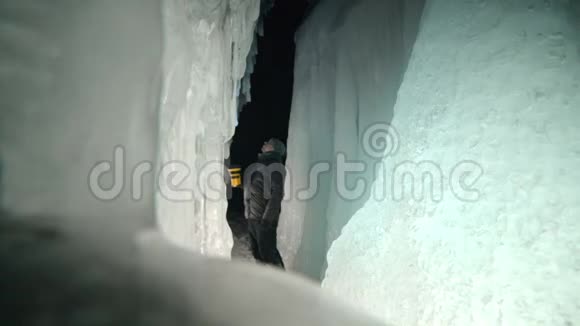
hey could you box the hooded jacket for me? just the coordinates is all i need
[243,151,286,224]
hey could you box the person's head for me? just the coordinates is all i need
[261,138,286,156]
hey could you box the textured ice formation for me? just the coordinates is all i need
[157,0,261,257]
[323,0,580,324]
[0,0,261,257]
[279,0,424,278]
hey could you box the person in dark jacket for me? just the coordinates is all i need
[243,138,286,268]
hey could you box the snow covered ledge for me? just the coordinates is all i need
[157,0,260,257]
[323,0,580,324]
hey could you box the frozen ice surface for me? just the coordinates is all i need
[157,0,260,257]
[279,0,424,278]
[0,0,162,227]
[323,0,580,324]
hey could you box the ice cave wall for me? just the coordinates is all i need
[157,0,260,257]
[323,0,580,324]
[280,0,425,277]
[0,0,162,231]
[0,0,262,258]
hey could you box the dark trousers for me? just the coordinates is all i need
[247,220,285,269]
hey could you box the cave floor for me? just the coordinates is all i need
[227,212,255,262]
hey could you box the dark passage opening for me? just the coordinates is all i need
[227,0,310,259]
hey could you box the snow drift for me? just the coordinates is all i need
[0,210,386,326]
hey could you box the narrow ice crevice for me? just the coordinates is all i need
[157,0,261,257]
